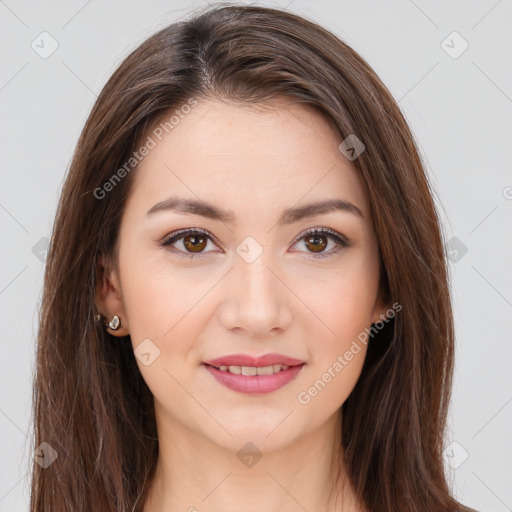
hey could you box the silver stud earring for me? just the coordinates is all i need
[106,315,121,330]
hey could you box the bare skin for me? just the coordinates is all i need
[97,98,386,511]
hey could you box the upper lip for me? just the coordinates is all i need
[203,353,305,368]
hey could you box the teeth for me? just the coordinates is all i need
[257,366,275,375]
[214,364,291,375]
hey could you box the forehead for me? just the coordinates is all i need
[128,98,369,220]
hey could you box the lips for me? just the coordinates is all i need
[202,353,306,395]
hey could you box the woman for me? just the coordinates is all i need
[30,4,478,511]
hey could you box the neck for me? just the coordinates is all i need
[142,407,365,512]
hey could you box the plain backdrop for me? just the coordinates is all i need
[1,1,511,511]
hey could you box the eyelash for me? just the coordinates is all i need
[161,227,349,259]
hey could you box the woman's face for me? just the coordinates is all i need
[101,98,388,452]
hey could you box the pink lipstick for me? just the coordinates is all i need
[203,353,305,395]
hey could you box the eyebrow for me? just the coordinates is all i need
[146,196,364,225]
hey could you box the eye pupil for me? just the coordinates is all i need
[305,235,327,253]
[183,234,207,252]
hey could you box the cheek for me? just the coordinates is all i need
[294,275,372,419]
[118,254,215,408]
[296,252,380,341]
[117,240,203,350]
[293,250,378,399]
[119,226,211,318]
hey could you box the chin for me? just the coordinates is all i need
[201,415,303,455]
[217,432,298,458]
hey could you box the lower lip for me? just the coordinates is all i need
[203,363,305,394]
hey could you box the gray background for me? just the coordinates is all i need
[1,1,511,510]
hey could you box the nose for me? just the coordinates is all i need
[217,251,293,338]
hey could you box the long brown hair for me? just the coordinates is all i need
[30,4,476,511]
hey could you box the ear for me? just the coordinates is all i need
[95,252,130,337]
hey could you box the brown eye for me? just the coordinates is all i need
[293,228,348,258]
[304,234,328,253]
[162,228,217,257]
[182,233,207,253]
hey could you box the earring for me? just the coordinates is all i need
[105,315,121,330]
